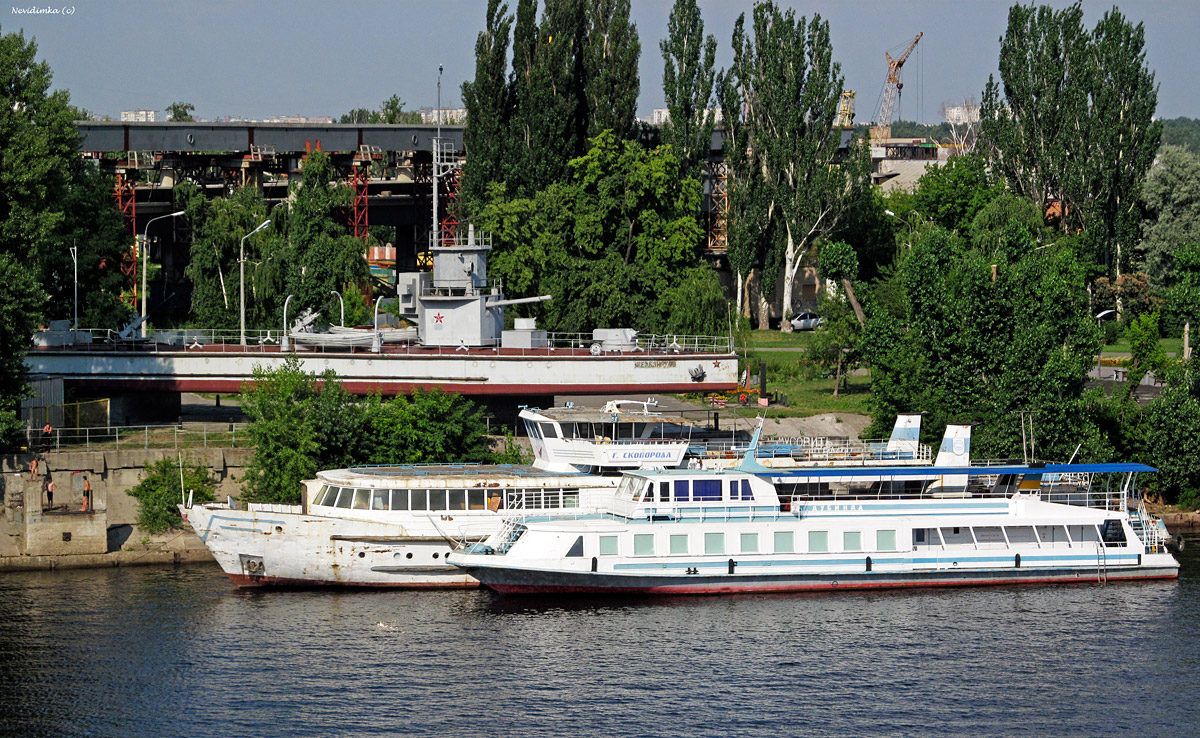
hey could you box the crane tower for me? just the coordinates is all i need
[871,33,922,141]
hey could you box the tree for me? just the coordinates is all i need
[980,4,1089,221]
[1163,242,1200,361]
[981,3,1161,279]
[0,27,79,264]
[0,253,44,446]
[912,153,1001,235]
[127,456,216,534]
[39,161,132,330]
[660,0,717,179]
[461,0,514,215]
[286,150,369,317]
[1139,146,1200,285]
[724,4,870,330]
[477,131,723,334]
[364,390,496,465]
[241,358,324,503]
[584,0,640,140]
[809,292,861,397]
[165,101,194,122]
[1141,359,1200,508]
[1160,117,1200,156]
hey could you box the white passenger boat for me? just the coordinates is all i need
[180,407,966,589]
[447,459,1182,595]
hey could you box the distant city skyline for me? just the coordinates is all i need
[10,0,1199,124]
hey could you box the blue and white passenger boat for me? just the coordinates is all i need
[447,455,1182,595]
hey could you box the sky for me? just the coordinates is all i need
[8,0,1199,123]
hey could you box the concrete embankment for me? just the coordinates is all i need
[1,447,248,571]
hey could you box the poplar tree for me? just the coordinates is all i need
[724,3,869,330]
[584,0,640,140]
[660,0,717,178]
[461,0,514,214]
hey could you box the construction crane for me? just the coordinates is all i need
[833,91,856,129]
[871,33,922,141]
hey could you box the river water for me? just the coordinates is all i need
[1,534,1196,738]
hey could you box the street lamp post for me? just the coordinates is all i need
[281,294,295,352]
[239,219,272,346]
[330,290,344,327]
[140,210,185,337]
[68,243,78,331]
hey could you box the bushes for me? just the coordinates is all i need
[127,457,216,534]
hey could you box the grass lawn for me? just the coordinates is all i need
[738,329,814,350]
[1100,337,1182,357]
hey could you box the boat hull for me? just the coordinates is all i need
[459,562,1179,595]
[183,503,482,589]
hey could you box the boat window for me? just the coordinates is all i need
[634,534,655,556]
[914,528,927,544]
[526,421,541,440]
[391,489,409,510]
[809,531,829,553]
[774,531,794,553]
[1036,525,1067,546]
[617,476,638,500]
[315,485,335,506]
[693,480,721,501]
[1005,526,1038,545]
[659,482,670,502]
[448,490,466,511]
[670,534,688,554]
[673,480,690,502]
[939,527,973,546]
[1100,520,1127,547]
[410,490,429,511]
[562,490,580,509]
[371,490,389,511]
[741,479,754,500]
[740,532,759,554]
[704,532,725,555]
[540,422,559,439]
[428,490,448,510]
[334,488,353,508]
[352,489,370,510]
[468,490,487,510]
[638,482,655,502]
[566,536,584,557]
[877,530,897,551]
[599,535,619,556]
[843,531,862,552]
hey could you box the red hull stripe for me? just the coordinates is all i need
[486,573,1179,595]
[64,379,736,396]
[226,573,479,589]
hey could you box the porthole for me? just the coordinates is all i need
[432,552,440,559]
[358,552,365,558]
[406,552,413,559]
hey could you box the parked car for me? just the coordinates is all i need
[789,311,823,331]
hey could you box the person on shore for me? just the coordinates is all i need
[82,476,91,513]
[45,478,55,510]
[29,458,38,482]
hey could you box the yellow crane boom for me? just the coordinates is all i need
[871,32,922,141]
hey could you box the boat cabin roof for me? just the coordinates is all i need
[318,464,591,486]
[521,406,702,426]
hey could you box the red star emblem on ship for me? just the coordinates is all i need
[434,313,444,324]
[713,360,721,368]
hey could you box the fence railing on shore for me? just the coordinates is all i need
[25,422,251,452]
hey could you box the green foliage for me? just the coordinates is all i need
[861,222,1101,461]
[723,3,870,326]
[968,193,1046,255]
[1160,117,1200,156]
[1140,359,1200,506]
[127,457,216,534]
[818,240,857,282]
[478,130,724,334]
[1139,146,1200,285]
[287,151,369,317]
[240,358,505,504]
[0,252,45,446]
[1162,242,1200,337]
[809,291,861,394]
[981,4,1161,278]
[40,163,130,330]
[165,101,194,122]
[584,0,640,141]
[338,96,422,124]
[0,27,79,265]
[913,154,1002,234]
[461,0,514,216]
[660,0,717,178]
[1125,312,1165,386]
